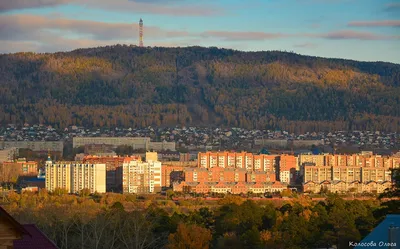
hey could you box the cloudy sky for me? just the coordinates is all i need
[1,0,399,63]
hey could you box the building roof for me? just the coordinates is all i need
[14,224,59,249]
[355,215,400,249]
[0,206,30,236]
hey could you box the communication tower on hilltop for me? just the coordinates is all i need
[139,18,144,47]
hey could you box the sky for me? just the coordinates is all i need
[0,0,399,63]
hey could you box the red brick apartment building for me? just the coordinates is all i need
[170,151,289,194]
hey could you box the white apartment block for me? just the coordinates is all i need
[45,159,106,193]
[122,159,162,194]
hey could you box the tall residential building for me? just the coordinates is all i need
[45,157,106,193]
[278,155,297,184]
[122,155,162,194]
[71,163,106,194]
[45,158,71,193]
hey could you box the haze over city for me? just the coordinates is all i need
[1,0,400,63]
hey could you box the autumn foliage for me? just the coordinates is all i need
[167,223,212,249]
[1,45,399,132]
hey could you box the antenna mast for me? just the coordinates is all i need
[139,18,144,47]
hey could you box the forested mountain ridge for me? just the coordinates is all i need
[1,45,400,132]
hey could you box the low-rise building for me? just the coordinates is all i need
[1,159,38,181]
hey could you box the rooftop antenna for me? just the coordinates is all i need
[139,18,144,47]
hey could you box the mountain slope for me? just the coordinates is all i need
[1,45,399,132]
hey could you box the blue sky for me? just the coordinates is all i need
[0,0,399,63]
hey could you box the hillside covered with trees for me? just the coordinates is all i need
[1,45,400,132]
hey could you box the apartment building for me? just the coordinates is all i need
[2,141,64,155]
[45,157,106,193]
[298,154,325,168]
[303,165,392,183]
[82,155,141,192]
[303,180,392,194]
[71,163,106,194]
[278,155,297,184]
[45,159,71,193]
[2,158,38,176]
[303,152,395,194]
[173,181,288,194]
[198,151,278,172]
[149,140,176,151]
[73,137,176,151]
[73,137,150,149]
[122,154,162,194]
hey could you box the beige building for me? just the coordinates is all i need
[303,180,392,194]
[149,140,176,151]
[73,137,176,152]
[122,156,162,194]
[304,166,332,183]
[0,147,18,163]
[254,139,287,149]
[45,157,106,193]
[198,151,278,172]
[145,152,158,162]
[73,137,150,149]
[298,154,325,168]
[2,141,64,154]
[290,139,324,148]
[45,159,71,193]
[71,163,106,194]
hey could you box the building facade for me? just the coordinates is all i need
[45,158,106,193]
[2,159,38,176]
[2,141,64,155]
[71,163,106,194]
[73,137,176,152]
[302,153,399,194]
[122,158,162,194]
[82,155,140,192]
[45,159,71,193]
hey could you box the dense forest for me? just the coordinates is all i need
[1,45,400,132]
